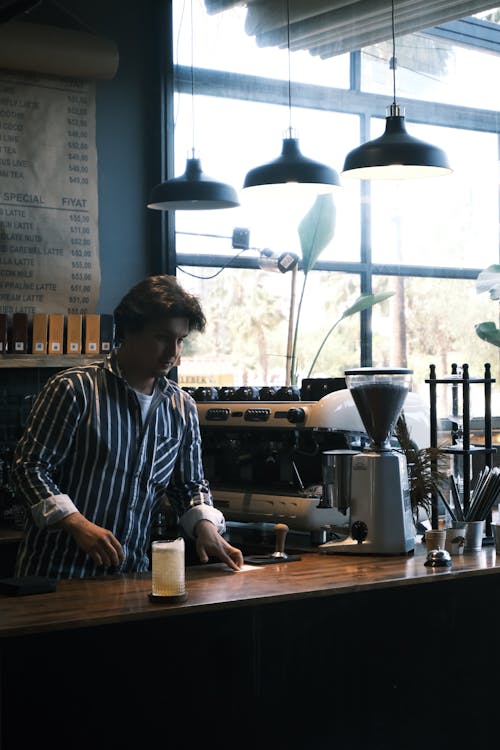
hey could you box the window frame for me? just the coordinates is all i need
[164,7,500,367]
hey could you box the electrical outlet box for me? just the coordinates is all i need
[232,227,250,250]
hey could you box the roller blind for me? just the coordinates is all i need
[0,21,119,79]
[204,1,499,57]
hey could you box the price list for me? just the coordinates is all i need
[0,71,99,315]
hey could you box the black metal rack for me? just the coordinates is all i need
[426,363,496,532]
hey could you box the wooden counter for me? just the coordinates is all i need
[2,545,500,749]
[1,543,499,638]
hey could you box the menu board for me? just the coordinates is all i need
[0,70,99,315]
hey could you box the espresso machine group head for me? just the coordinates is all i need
[320,368,415,556]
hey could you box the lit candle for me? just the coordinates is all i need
[150,538,187,601]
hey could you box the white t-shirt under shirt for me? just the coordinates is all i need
[133,388,155,424]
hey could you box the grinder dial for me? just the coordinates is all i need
[351,520,368,543]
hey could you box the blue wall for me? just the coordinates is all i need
[41,0,165,312]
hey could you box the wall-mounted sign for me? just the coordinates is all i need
[0,70,99,315]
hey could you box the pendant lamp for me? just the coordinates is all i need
[147,1,239,211]
[243,0,340,198]
[148,148,240,210]
[243,126,340,197]
[342,0,452,180]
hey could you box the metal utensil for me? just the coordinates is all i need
[243,523,302,565]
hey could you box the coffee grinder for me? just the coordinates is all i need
[319,368,415,555]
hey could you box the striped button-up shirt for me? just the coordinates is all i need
[13,353,225,579]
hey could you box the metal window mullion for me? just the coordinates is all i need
[359,112,373,367]
[152,0,176,277]
[350,50,361,92]
[497,131,500,342]
[173,65,500,133]
[176,253,484,280]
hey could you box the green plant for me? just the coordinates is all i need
[395,412,449,521]
[306,292,394,379]
[289,194,394,385]
[475,264,500,347]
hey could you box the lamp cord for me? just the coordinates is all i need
[287,0,292,134]
[177,248,251,280]
[190,0,196,156]
[390,0,397,105]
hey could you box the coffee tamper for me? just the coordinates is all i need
[243,522,301,565]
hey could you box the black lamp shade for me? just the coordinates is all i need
[342,114,452,180]
[243,137,341,194]
[148,157,240,210]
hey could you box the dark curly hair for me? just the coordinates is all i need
[113,275,206,343]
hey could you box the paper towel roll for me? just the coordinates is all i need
[151,538,186,599]
[0,21,119,79]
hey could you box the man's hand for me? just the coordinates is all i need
[194,519,243,571]
[59,512,125,568]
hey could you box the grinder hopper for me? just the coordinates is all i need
[346,368,412,451]
[319,368,415,556]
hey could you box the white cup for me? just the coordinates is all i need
[464,521,484,552]
[424,529,446,552]
[491,523,500,552]
[151,538,186,600]
[444,526,466,555]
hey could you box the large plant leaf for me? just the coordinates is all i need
[340,291,394,320]
[298,194,335,275]
[475,321,500,347]
[476,265,500,299]
[306,291,395,378]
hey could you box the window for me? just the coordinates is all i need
[170,1,500,418]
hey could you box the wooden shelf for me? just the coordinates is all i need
[0,355,103,368]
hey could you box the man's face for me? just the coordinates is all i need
[123,316,190,379]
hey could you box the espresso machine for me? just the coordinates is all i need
[196,386,355,547]
[319,368,416,555]
[194,376,426,550]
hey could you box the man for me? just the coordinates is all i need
[13,275,243,578]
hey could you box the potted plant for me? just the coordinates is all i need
[395,412,449,523]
